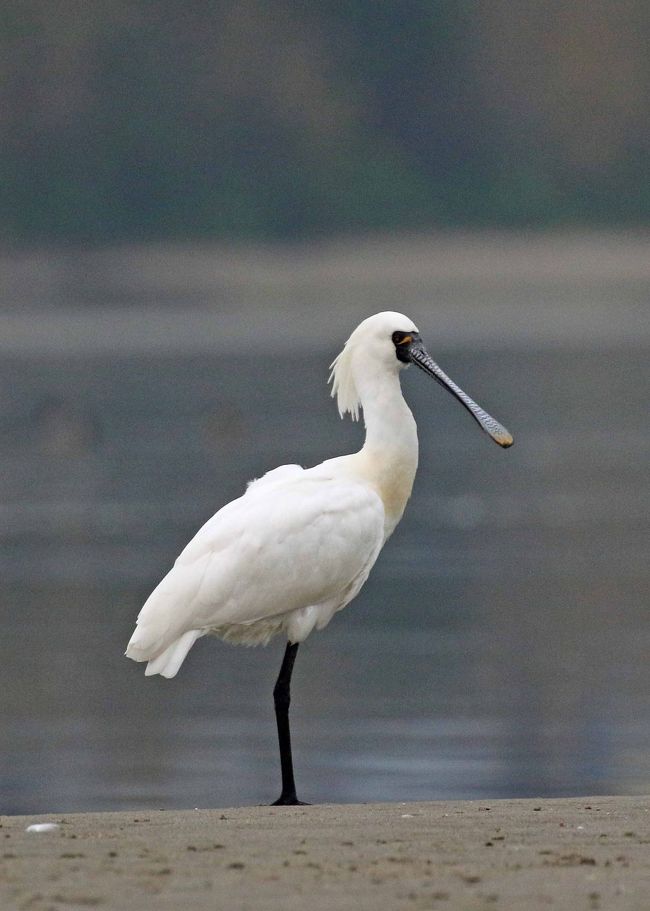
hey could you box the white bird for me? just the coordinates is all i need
[125,311,513,805]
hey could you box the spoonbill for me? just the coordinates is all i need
[126,311,513,805]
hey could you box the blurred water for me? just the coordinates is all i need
[0,341,649,813]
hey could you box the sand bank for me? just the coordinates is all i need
[2,796,650,910]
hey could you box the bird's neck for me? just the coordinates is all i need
[356,370,419,536]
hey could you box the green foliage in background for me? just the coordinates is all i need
[1,1,648,244]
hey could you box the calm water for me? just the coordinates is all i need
[1,344,648,813]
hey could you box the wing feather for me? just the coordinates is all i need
[126,469,384,663]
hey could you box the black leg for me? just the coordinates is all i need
[271,641,309,806]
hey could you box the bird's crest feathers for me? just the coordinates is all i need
[328,344,361,421]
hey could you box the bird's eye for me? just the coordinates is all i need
[392,331,413,347]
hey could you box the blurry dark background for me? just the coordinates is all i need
[2,0,649,245]
[1,1,649,813]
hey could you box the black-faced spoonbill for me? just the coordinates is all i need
[125,311,513,805]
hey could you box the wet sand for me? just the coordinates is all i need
[2,796,650,910]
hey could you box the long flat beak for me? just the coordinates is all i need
[408,341,514,448]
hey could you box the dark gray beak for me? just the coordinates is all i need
[407,339,513,448]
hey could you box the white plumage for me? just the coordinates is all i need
[128,465,385,673]
[126,312,422,677]
[125,311,512,804]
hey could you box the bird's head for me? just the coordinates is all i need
[329,311,513,448]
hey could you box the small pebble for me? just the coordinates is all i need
[26,823,60,834]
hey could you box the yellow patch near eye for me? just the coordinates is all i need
[400,335,412,345]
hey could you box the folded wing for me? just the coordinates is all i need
[126,466,384,675]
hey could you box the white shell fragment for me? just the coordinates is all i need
[25,823,60,833]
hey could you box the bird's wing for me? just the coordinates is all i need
[245,463,305,493]
[127,471,384,660]
[169,463,307,565]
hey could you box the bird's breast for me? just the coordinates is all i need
[354,447,417,538]
[375,468,415,536]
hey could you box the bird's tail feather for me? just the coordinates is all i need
[146,629,204,678]
[125,560,207,676]
[126,628,204,678]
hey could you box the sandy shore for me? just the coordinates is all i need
[2,796,650,910]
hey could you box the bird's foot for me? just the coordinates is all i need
[271,794,310,806]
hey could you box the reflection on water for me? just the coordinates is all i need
[0,345,649,813]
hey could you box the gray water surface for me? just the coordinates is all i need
[1,345,648,812]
